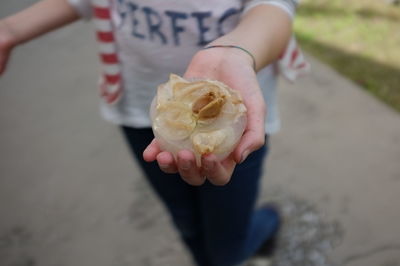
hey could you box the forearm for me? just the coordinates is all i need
[2,0,81,46]
[209,4,292,71]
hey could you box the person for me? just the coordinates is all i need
[0,0,302,265]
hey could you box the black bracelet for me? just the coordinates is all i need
[202,45,257,71]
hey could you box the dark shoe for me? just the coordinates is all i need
[247,205,281,266]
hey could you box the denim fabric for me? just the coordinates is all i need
[121,127,278,266]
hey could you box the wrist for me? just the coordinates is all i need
[205,30,258,70]
[0,19,19,48]
[185,45,255,79]
[203,45,256,71]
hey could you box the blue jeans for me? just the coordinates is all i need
[121,127,278,266]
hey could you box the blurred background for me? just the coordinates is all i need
[295,0,400,113]
[0,0,399,266]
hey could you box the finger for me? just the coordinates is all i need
[233,102,266,164]
[201,154,236,186]
[156,151,178,174]
[234,128,265,164]
[143,139,161,162]
[177,150,205,186]
[0,53,9,75]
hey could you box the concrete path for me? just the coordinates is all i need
[1,2,400,266]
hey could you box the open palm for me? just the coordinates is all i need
[144,47,266,186]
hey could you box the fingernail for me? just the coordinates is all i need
[159,164,169,169]
[240,150,249,164]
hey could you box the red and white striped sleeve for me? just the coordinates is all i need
[67,0,123,104]
[91,0,123,104]
[277,36,310,82]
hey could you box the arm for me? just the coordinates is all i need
[144,4,293,186]
[210,4,292,71]
[0,0,81,74]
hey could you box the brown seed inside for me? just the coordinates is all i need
[197,97,226,119]
[192,92,216,114]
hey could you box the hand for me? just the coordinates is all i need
[144,47,266,186]
[0,20,17,75]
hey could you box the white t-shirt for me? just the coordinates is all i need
[68,0,299,134]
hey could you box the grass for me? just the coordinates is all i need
[294,0,400,112]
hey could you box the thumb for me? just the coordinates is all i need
[233,100,266,164]
[0,51,10,75]
[0,21,17,76]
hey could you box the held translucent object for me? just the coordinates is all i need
[150,74,247,166]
